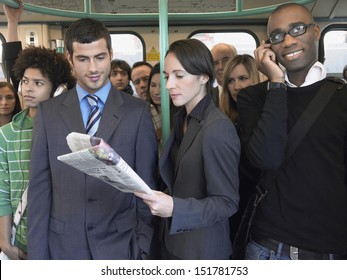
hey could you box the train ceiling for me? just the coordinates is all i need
[0,0,346,23]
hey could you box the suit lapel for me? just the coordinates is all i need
[159,131,175,190]
[60,87,125,142]
[60,88,86,133]
[96,88,125,143]
[173,102,215,179]
[159,113,203,191]
[174,118,201,175]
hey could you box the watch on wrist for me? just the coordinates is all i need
[267,81,287,91]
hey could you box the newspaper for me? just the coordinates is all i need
[57,132,153,194]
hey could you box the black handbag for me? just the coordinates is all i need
[231,78,344,260]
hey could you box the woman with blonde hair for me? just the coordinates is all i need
[220,54,260,124]
[219,54,262,259]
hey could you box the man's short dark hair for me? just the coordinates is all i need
[64,18,112,57]
[131,61,153,81]
[111,59,132,79]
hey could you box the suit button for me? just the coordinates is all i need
[88,198,97,203]
[87,224,96,231]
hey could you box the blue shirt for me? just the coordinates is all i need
[76,81,111,128]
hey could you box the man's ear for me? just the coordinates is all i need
[66,51,73,65]
[314,24,321,41]
[109,48,114,61]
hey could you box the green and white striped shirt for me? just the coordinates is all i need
[0,108,33,253]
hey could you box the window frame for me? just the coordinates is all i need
[109,31,146,67]
[188,28,260,56]
[318,23,347,77]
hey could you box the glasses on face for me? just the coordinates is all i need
[266,23,315,45]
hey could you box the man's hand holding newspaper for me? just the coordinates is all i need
[57,132,153,194]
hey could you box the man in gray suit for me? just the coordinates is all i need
[27,18,158,259]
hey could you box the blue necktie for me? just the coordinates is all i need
[86,95,101,136]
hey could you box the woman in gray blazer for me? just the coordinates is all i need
[136,39,240,259]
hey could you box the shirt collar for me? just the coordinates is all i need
[285,61,326,88]
[76,81,111,104]
[188,93,211,122]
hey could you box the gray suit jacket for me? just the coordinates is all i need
[27,86,158,259]
[159,102,240,259]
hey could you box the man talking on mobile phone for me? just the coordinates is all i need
[237,3,347,260]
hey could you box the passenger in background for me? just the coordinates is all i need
[109,59,134,95]
[135,38,240,260]
[220,54,261,123]
[131,61,152,100]
[210,43,237,107]
[219,54,261,257]
[238,3,347,260]
[0,82,21,126]
[27,18,158,260]
[147,62,181,151]
[0,46,75,259]
[147,63,162,144]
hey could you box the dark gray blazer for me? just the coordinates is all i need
[159,102,240,259]
[27,86,158,259]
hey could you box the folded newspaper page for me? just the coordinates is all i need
[57,132,153,194]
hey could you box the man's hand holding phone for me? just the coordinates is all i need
[254,40,285,83]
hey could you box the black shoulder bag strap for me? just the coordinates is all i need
[255,77,344,204]
[285,77,344,157]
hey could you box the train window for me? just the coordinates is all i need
[321,29,347,77]
[189,31,258,56]
[110,33,145,67]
